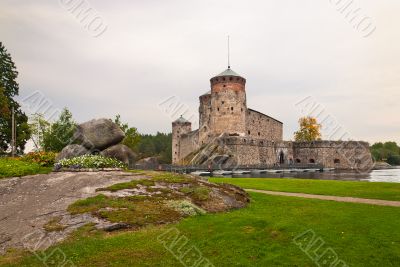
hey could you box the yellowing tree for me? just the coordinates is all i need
[294,117,322,142]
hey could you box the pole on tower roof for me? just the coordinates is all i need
[227,35,230,69]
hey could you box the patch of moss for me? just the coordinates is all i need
[68,194,182,228]
[43,216,66,232]
[179,186,211,202]
[96,179,155,192]
[152,172,192,183]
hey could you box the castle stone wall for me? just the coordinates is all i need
[246,109,283,141]
[215,137,373,170]
[179,130,199,163]
[292,141,373,170]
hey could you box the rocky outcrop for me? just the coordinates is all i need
[100,144,137,166]
[74,118,125,150]
[135,157,159,169]
[56,144,89,161]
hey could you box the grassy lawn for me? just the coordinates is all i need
[0,158,52,179]
[209,177,400,201]
[1,192,400,266]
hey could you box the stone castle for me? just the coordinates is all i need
[172,67,373,171]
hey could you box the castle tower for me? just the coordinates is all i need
[198,91,211,145]
[172,116,192,164]
[209,67,247,136]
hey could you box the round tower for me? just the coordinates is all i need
[172,116,192,164]
[209,67,247,136]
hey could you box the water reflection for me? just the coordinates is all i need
[212,168,400,183]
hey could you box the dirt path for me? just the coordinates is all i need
[0,171,144,254]
[246,189,400,207]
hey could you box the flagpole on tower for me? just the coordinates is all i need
[227,35,230,69]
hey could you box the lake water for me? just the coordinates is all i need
[213,168,400,183]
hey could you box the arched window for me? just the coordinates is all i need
[309,159,315,164]
[295,159,301,163]
[334,159,340,164]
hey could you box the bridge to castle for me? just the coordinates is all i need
[134,163,326,174]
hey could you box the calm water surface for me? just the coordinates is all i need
[216,168,400,183]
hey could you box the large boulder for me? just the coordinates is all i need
[56,144,89,161]
[100,144,137,166]
[74,118,125,150]
[135,157,159,169]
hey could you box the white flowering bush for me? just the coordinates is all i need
[166,200,206,217]
[57,155,126,169]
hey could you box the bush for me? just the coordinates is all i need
[21,151,57,167]
[166,200,206,216]
[57,155,126,169]
[0,158,52,178]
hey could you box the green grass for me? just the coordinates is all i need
[2,192,400,266]
[0,158,52,179]
[209,177,400,201]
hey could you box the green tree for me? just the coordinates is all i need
[29,113,51,151]
[0,42,31,154]
[370,141,400,163]
[114,115,141,151]
[42,108,76,152]
[294,116,322,142]
[135,132,172,163]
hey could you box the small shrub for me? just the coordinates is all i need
[21,151,57,167]
[166,200,206,216]
[57,155,126,169]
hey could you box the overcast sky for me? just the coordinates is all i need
[1,0,399,144]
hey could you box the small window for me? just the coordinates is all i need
[174,152,177,154]
[217,108,220,111]
[334,159,340,164]
[231,107,233,111]
[222,101,225,104]
[241,108,243,112]
[229,77,233,81]
[223,84,226,87]
[309,159,315,164]
[258,132,260,136]
[248,130,251,135]
[295,159,301,163]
